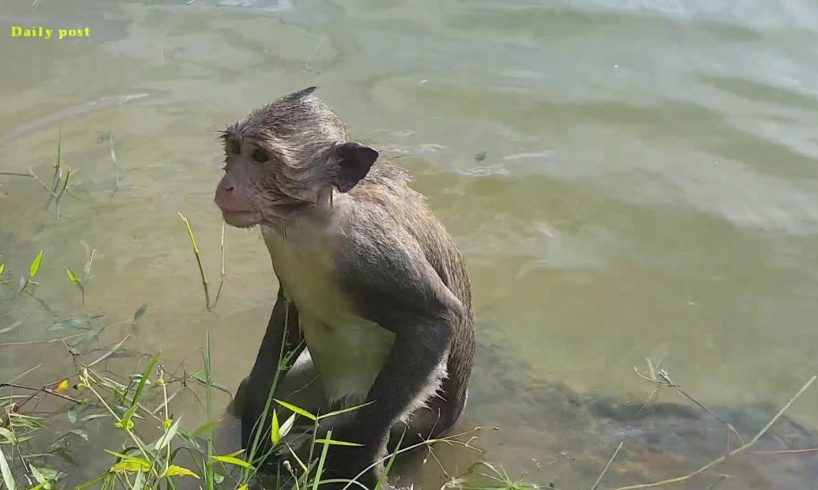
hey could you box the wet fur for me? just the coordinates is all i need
[216,88,475,488]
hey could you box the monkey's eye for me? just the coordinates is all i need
[252,149,270,163]
[228,140,241,154]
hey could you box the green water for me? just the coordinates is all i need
[2,0,818,488]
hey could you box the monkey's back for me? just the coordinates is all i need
[350,162,475,428]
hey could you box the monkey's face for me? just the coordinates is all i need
[215,135,307,228]
[215,88,379,229]
[215,133,379,229]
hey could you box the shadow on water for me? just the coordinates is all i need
[387,340,818,489]
[196,338,818,490]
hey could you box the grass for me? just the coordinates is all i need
[0,208,483,489]
[2,231,816,490]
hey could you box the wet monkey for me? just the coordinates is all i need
[214,87,475,488]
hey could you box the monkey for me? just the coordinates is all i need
[214,87,475,488]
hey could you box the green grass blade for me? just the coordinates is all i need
[0,321,22,335]
[119,352,159,422]
[279,413,296,440]
[29,250,44,278]
[65,267,80,285]
[313,439,363,447]
[271,410,281,445]
[210,455,254,470]
[317,401,374,420]
[192,419,222,437]
[132,304,148,325]
[0,445,16,490]
[203,330,215,490]
[155,417,182,451]
[274,399,317,422]
[73,473,108,490]
[377,430,405,490]
[87,334,133,368]
[312,429,332,490]
[132,470,146,490]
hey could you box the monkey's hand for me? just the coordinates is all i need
[233,377,277,451]
[321,440,382,489]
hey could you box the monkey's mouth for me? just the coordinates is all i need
[220,209,263,228]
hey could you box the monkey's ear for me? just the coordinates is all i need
[331,142,379,193]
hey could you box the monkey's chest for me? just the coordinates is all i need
[262,227,395,404]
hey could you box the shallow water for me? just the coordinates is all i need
[2,0,818,488]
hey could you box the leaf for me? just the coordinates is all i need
[279,413,296,441]
[271,410,281,445]
[313,438,364,447]
[104,449,137,460]
[110,458,150,473]
[54,379,70,393]
[81,413,109,422]
[132,470,145,490]
[30,466,52,489]
[87,334,132,367]
[0,321,22,335]
[192,418,222,437]
[67,406,78,424]
[69,429,89,441]
[154,417,181,451]
[114,419,135,431]
[209,455,254,470]
[73,473,108,490]
[274,399,317,421]
[50,318,87,332]
[65,267,80,285]
[165,465,200,479]
[130,352,158,408]
[178,431,201,452]
[29,250,44,278]
[0,263,4,277]
[0,427,16,444]
[317,400,374,420]
[313,429,332,490]
[0,445,15,490]
[32,467,60,482]
[132,304,148,324]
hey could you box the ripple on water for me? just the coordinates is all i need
[216,0,293,11]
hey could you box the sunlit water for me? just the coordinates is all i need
[2,0,818,488]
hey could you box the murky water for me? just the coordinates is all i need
[2,0,818,488]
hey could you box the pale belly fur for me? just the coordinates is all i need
[261,224,396,405]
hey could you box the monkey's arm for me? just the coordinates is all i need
[235,286,302,447]
[330,230,464,479]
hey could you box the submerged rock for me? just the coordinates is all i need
[396,342,818,489]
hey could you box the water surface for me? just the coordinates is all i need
[2,0,818,488]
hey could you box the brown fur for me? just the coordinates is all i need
[215,87,475,489]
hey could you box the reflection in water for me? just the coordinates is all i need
[2,0,818,488]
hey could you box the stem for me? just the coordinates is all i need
[82,371,154,466]
[178,213,210,309]
[613,375,817,490]
[0,382,81,404]
[592,441,624,490]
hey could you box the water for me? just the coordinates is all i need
[2,0,818,488]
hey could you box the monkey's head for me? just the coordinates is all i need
[215,87,379,228]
